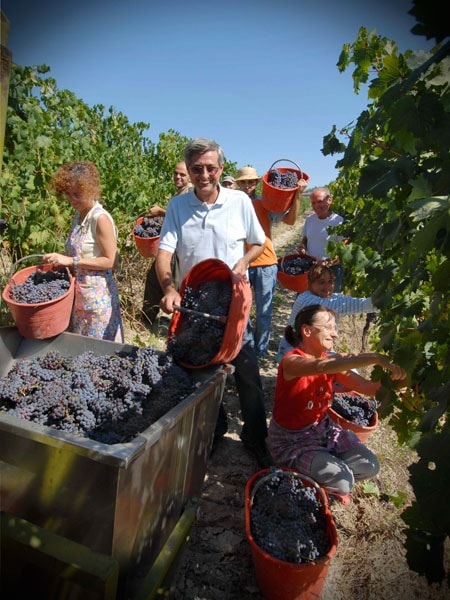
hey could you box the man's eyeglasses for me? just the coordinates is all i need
[190,165,220,175]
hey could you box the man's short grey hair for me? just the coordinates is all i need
[184,138,225,166]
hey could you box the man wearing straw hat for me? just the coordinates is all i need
[235,166,308,358]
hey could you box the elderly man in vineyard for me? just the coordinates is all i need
[155,137,274,468]
[297,187,345,291]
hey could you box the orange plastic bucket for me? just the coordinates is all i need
[277,254,314,293]
[133,216,162,258]
[167,258,252,369]
[245,468,338,600]
[262,159,310,213]
[328,392,379,443]
[2,256,75,339]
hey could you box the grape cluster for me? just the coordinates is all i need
[250,469,331,563]
[9,268,71,304]
[0,346,195,444]
[268,169,299,189]
[280,256,314,275]
[168,280,232,366]
[134,216,164,238]
[332,392,377,427]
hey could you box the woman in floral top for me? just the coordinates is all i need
[44,161,123,342]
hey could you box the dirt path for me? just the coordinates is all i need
[162,221,449,600]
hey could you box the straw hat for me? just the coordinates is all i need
[222,175,236,184]
[235,166,260,181]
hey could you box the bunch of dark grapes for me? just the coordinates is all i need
[250,469,331,564]
[9,269,71,304]
[332,392,377,427]
[134,216,164,238]
[280,256,314,276]
[168,280,232,366]
[268,168,282,187]
[0,347,195,444]
[268,169,299,189]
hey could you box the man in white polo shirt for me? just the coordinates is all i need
[156,137,273,468]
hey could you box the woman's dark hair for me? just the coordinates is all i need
[284,304,336,347]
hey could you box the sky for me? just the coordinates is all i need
[2,0,435,187]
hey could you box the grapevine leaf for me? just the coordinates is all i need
[411,211,450,254]
[401,429,450,583]
[379,52,406,85]
[28,230,52,247]
[407,176,432,201]
[409,196,448,221]
[390,128,417,154]
[337,43,351,73]
[392,342,420,371]
[403,528,447,585]
[322,126,347,155]
[358,157,410,197]
[409,0,450,43]
[361,480,379,496]
[387,490,409,508]
[377,216,402,245]
[432,259,450,291]
[352,247,369,270]
[404,429,450,536]
[417,383,450,432]
[36,135,52,149]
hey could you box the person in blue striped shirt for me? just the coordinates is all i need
[277,263,377,360]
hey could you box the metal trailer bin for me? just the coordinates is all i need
[0,326,232,598]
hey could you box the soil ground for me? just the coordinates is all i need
[123,220,450,600]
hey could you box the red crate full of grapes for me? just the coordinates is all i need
[2,255,75,339]
[133,215,163,258]
[168,258,252,369]
[277,254,315,293]
[328,391,379,443]
[245,468,338,600]
[262,159,309,213]
[0,327,232,597]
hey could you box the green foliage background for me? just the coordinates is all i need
[0,63,236,261]
[322,20,450,585]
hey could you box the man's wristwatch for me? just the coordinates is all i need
[73,257,80,270]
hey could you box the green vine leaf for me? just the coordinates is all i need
[321,24,450,581]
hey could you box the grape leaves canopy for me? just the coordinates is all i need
[322,0,450,584]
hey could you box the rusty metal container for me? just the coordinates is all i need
[0,326,231,597]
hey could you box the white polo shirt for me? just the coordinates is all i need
[302,212,344,259]
[159,187,266,280]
